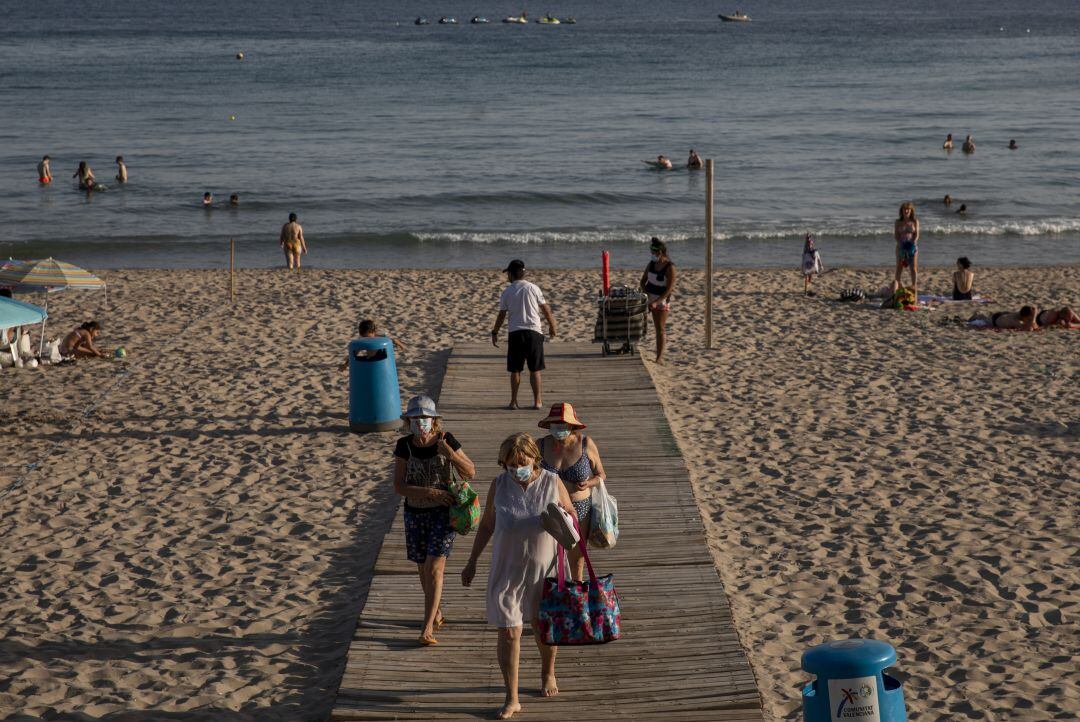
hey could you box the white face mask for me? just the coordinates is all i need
[508,465,532,481]
[411,418,433,435]
[550,424,571,441]
[651,253,660,262]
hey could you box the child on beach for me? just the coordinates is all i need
[338,319,405,371]
[801,233,823,295]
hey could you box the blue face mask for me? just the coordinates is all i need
[651,253,660,262]
[509,465,532,481]
[550,424,571,441]
[411,418,433,435]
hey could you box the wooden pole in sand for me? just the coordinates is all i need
[229,238,236,303]
[705,159,714,349]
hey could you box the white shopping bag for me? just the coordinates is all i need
[589,481,619,549]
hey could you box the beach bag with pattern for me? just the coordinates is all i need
[447,466,480,535]
[537,517,621,645]
[588,480,619,549]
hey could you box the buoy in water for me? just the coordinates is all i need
[236,52,244,60]
[229,115,237,121]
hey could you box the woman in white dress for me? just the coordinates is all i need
[461,432,576,720]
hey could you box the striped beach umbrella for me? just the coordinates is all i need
[0,258,105,291]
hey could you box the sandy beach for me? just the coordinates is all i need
[1,265,1076,720]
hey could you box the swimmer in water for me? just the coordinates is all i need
[957,204,968,216]
[38,155,52,184]
[657,155,673,169]
[943,194,953,206]
[230,193,239,207]
[279,212,307,271]
[115,156,128,183]
[962,134,976,154]
[1008,139,1018,150]
[687,150,703,170]
[943,134,953,151]
[203,192,213,207]
[73,161,96,191]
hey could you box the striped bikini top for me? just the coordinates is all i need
[539,435,592,484]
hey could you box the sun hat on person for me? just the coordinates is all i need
[402,395,440,419]
[537,402,587,430]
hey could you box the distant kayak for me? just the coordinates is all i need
[719,13,751,22]
[414,17,431,25]
[470,16,489,24]
[439,17,457,25]
[503,15,528,24]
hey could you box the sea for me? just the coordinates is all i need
[2,0,1079,269]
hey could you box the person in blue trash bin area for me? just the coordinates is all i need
[393,394,476,646]
[338,319,406,371]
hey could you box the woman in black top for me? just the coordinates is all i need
[639,238,676,364]
[393,395,476,645]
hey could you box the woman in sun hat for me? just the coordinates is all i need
[537,402,607,581]
[393,394,476,645]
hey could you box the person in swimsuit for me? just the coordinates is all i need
[115,156,128,183]
[640,237,676,364]
[952,257,974,300]
[962,134,976,153]
[461,433,576,720]
[957,204,968,217]
[393,395,476,646]
[981,306,1037,331]
[1034,306,1080,329]
[536,403,606,581]
[687,149,703,169]
[943,134,953,151]
[1008,139,1018,150]
[202,192,213,207]
[73,161,96,191]
[61,321,106,358]
[37,155,52,184]
[943,194,952,206]
[801,233,824,295]
[893,202,920,297]
[279,212,307,270]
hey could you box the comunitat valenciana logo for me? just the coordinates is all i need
[836,684,876,718]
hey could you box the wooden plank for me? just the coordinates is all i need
[330,343,762,720]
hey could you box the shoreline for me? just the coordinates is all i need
[1,267,1076,720]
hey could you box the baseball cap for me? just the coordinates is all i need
[504,259,525,273]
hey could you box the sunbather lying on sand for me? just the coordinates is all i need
[969,305,1079,330]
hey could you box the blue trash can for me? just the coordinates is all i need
[348,337,402,432]
[801,639,906,722]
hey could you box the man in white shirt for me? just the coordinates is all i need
[491,260,557,409]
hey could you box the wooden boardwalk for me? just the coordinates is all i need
[331,343,763,721]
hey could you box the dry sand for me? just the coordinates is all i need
[0,265,1076,721]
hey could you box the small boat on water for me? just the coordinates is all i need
[503,14,528,24]
[414,17,431,25]
[719,12,751,22]
[471,16,490,24]
[537,14,560,24]
[439,16,458,25]
[562,17,577,24]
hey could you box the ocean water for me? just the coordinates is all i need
[1,0,1079,269]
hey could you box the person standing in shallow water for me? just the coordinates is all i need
[393,395,475,646]
[115,156,128,183]
[279,212,307,270]
[37,155,52,184]
[640,238,675,364]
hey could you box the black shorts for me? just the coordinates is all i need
[507,330,545,373]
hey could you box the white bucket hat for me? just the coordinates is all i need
[402,395,440,419]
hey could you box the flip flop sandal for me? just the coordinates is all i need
[418,635,439,646]
[434,612,446,630]
[541,502,580,550]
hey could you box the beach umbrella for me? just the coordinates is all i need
[0,297,48,365]
[0,258,106,293]
[0,259,106,355]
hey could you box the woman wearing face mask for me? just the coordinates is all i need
[461,432,576,720]
[640,237,676,364]
[393,395,476,646]
[537,403,605,581]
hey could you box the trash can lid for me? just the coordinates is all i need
[802,639,896,677]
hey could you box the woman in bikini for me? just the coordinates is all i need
[640,237,676,364]
[893,202,920,297]
[952,257,974,300]
[61,321,106,358]
[1034,306,1080,329]
[536,403,606,581]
